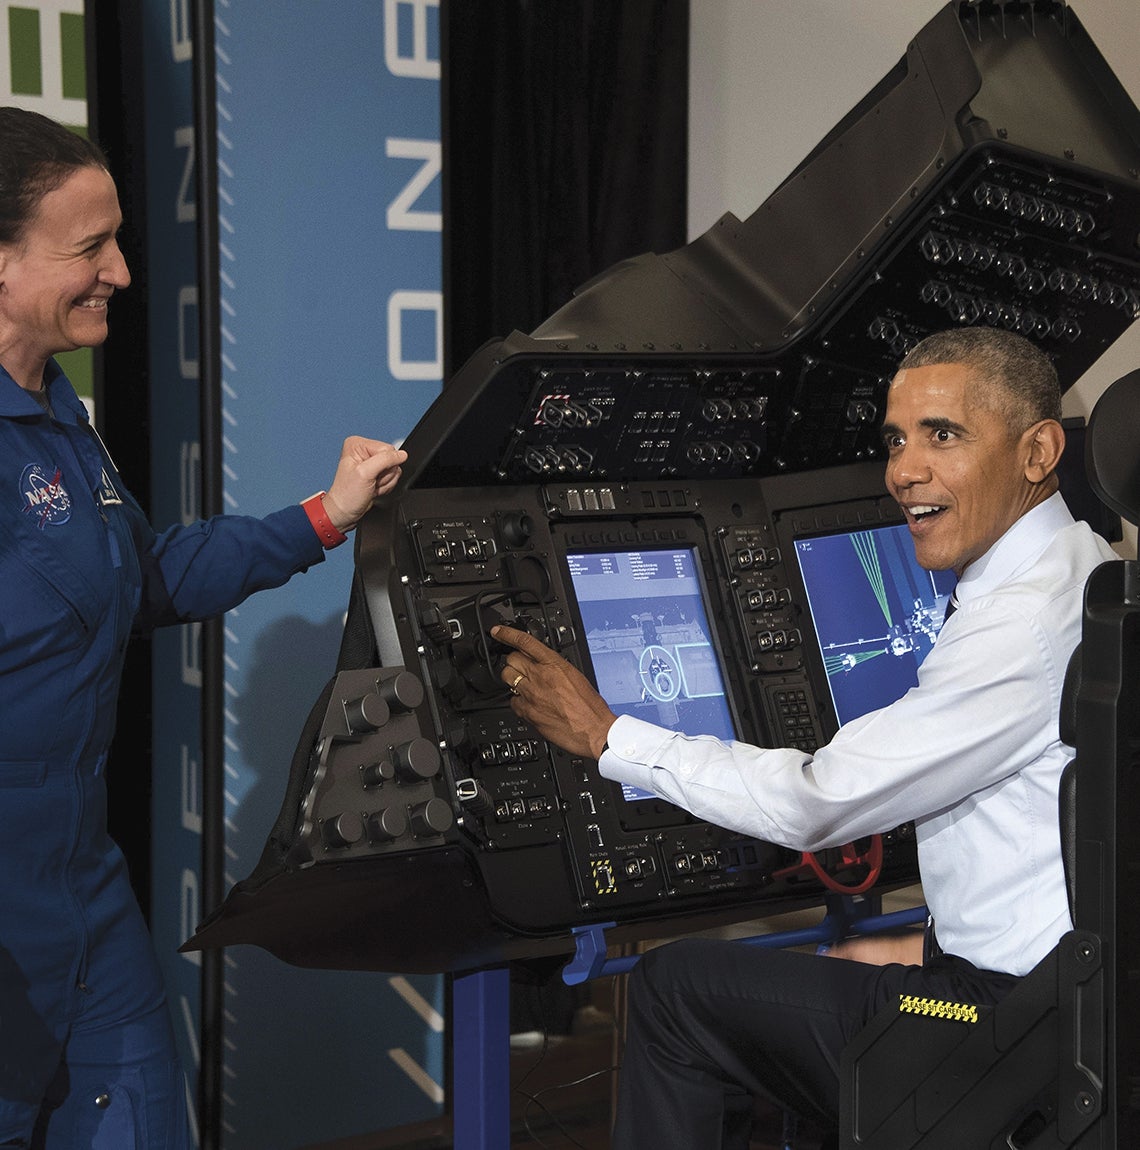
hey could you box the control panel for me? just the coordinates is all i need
[277,462,925,955]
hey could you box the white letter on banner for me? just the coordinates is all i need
[384,0,440,78]
[174,125,196,223]
[386,139,441,231]
[170,0,192,63]
[388,291,442,380]
[180,622,202,687]
[179,440,200,524]
[180,870,201,967]
[178,286,199,381]
[181,744,202,834]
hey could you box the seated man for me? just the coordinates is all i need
[492,326,1117,1150]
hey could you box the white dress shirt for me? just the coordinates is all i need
[599,492,1117,975]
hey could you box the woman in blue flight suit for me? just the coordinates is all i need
[0,107,406,1148]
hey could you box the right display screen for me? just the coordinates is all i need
[793,522,957,726]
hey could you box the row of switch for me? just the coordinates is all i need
[629,409,681,434]
[684,439,762,466]
[671,848,728,875]
[699,396,768,423]
[494,794,553,822]
[921,280,1083,342]
[478,738,539,766]
[563,486,616,512]
[746,587,792,611]
[755,628,802,653]
[971,180,1096,235]
[733,546,780,571]
[426,537,492,564]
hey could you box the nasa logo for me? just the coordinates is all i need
[20,462,72,529]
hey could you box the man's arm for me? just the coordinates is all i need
[494,599,1057,854]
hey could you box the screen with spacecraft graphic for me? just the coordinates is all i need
[794,523,957,726]
[564,546,738,801]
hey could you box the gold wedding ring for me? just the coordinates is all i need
[509,671,525,695]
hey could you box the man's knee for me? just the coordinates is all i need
[630,938,716,1002]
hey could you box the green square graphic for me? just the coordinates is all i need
[56,349,93,400]
[60,11,86,99]
[9,7,42,96]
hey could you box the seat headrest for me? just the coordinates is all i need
[1086,368,1140,528]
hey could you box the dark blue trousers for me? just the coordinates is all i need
[611,938,1019,1149]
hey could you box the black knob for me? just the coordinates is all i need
[409,797,453,838]
[500,511,533,548]
[320,811,363,849]
[360,758,396,788]
[365,805,407,843]
[379,671,425,713]
[344,692,389,733]
[393,737,441,781]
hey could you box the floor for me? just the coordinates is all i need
[302,1016,833,1150]
[300,892,928,1150]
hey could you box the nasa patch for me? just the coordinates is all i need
[20,462,72,528]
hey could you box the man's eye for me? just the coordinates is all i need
[883,434,904,450]
[933,428,955,443]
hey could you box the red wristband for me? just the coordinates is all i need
[301,491,348,549]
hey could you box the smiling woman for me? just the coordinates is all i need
[0,106,408,1150]
[0,164,130,387]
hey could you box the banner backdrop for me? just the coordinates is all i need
[147,1,444,1145]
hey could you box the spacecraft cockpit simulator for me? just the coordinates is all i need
[185,2,1138,1000]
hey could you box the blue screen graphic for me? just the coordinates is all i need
[794,523,956,726]
[565,547,736,801]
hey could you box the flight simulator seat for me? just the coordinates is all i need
[838,369,1140,1149]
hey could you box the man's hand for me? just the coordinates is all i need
[323,437,408,532]
[492,625,616,760]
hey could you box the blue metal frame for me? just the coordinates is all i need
[452,966,512,1150]
[449,896,927,1148]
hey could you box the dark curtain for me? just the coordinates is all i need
[88,0,155,916]
[442,0,690,377]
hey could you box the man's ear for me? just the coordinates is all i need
[1023,419,1066,485]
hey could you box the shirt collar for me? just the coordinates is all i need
[954,491,1075,605]
[0,359,89,426]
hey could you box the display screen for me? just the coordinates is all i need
[794,522,956,726]
[565,546,736,802]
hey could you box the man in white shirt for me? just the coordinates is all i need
[492,327,1118,1149]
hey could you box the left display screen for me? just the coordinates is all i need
[564,545,737,803]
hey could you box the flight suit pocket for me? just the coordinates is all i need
[0,762,47,788]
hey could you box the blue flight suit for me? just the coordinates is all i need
[0,363,326,1147]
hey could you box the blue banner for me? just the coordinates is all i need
[146,0,444,1144]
